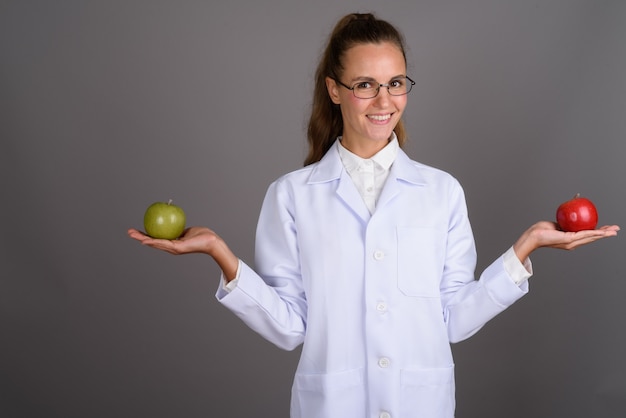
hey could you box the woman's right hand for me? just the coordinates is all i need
[128,226,221,255]
[128,227,239,280]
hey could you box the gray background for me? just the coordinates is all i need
[1,0,625,417]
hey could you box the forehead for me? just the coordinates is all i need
[341,42,406,79]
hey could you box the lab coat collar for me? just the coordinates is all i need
[307,139,428,187]
[389,146,428,186]
[307,138,428,222]
[306,140,344,184]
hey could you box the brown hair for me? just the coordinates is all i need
[304,13,409,166]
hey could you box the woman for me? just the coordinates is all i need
[128,13,618,418]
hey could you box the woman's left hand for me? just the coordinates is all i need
[513,221,620,262]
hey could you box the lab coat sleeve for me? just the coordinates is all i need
[215,178,307,351]
[440,180,529,343]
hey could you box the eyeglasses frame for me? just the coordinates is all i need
[333,76,415,99]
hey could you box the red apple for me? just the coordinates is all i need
[143,199,186,239]
[556,194,598,232]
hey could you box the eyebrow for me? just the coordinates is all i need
[349,74,406,83]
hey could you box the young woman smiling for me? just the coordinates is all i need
[129,13,619,418]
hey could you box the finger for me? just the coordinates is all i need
[128,229,151,242]
[591,228,619,237]
[142,238,176,249]
[566,233,617,249]
[597,225,620,232]
[573,228,616,238]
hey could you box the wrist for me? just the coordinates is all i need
[513,229,538,263]
[208,237,239,281]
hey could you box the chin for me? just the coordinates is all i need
[368,129,395,142]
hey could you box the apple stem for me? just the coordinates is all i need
[168,199,173,205]
[574,193,580,199]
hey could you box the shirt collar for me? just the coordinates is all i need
[337,133,399,172]
[308,135,427,186]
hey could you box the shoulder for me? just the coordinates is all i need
[395,149,463,189]
[271,164,316,188]
[261,164,318,206]
[271,143,343,189]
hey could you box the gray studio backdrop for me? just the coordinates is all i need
[2,1,625,417]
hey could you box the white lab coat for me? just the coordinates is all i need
[216,141,528,418]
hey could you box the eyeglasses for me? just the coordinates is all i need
[334,76,415,99]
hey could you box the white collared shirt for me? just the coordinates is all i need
[337,135,398,214]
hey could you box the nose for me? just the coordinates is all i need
[373,84,392,105]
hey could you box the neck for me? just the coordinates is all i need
[340,136,390,159]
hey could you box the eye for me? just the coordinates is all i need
[354,81,374,90]
[389,79,405,88]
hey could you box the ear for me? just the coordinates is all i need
[325,77,341,105]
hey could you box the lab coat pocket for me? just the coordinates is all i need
[292,367,365,418]
[397,226,446,297]
[400,366,455,417]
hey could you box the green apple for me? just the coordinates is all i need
[143,199,186,240]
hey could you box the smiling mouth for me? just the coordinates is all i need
[367,113,392,121]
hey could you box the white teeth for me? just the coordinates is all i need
[368,114,391,121]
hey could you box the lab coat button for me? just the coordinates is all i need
[373,250,385,260]
[376,302,387,312]
[378,357,390,368]
[379,412,391,418]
